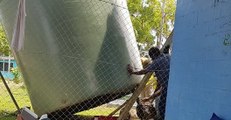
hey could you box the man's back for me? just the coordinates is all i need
[146,54,170,88]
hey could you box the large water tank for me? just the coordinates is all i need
[0,0,142,116]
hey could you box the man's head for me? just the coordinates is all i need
[148,47,160,60]
[163,45,170,54]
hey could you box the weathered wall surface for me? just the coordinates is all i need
[166,0,231,119]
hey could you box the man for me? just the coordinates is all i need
[163,45,170,54]
[127,47,170,120]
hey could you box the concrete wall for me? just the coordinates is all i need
[166,0,231,120]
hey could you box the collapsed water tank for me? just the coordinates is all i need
[0,0,142,116]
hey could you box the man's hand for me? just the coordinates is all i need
[127,64,133,74]
[17,114,23,120]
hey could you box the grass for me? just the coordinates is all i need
[0,81,31,120]
[0,116,15,120]
[77,105,119,116]
[0,81,133,120]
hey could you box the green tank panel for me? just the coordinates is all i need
[0,0,142,116]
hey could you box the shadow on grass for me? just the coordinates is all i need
[0,113,16,120]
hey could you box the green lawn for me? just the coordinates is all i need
[0,81,125,120]
[0,82,31,120]
[77,105,119,116]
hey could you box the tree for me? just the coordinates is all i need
[0,25,10,56]
[127,0,176,49]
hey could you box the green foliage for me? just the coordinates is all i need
[0,25,10,56]
[127,0,176,48]
[11,67,22,84]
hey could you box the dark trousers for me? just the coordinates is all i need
[158,89,167,120]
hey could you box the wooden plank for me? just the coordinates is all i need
[118,72,152,120]
[108,100,128,116]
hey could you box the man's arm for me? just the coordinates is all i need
[150,81,162,100]
[130,69,149,75]
[127,64,149,75]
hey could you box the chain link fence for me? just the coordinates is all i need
[0,0,171,120]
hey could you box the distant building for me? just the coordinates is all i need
[0,56,17,80]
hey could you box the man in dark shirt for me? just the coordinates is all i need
[128,47,170,120]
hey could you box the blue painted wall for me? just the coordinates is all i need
[166,0,231,120]
[0,59,17,80]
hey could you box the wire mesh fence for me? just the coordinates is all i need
[0,0,172,120]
